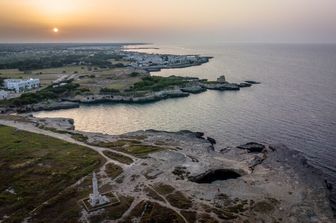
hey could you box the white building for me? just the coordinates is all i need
[3,78,40,93]
[89,172,110,207]
[0,90,8,100]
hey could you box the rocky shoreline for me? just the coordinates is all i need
[0,79,260,114]
[0,115,333,222]
[66,80,260,107]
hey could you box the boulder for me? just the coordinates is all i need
[181,85,206,94]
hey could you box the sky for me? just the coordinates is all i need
[0,0,336,43]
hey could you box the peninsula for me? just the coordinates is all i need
[0,44,258,114]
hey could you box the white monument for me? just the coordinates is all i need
[89,172,110,207]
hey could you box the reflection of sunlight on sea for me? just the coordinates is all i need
[35,44,336,209]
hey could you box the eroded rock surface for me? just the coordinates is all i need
[0,116,333,222]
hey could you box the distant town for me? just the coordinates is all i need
[0,44,210,102]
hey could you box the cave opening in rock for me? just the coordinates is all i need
[191,169,241,184]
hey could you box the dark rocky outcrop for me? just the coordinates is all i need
[245,80,261,84]
[237,142,266,153]
[202,83,240,91]
[207,137,216,145]
[181,85,206,94]
[194,132,205,139]
[239,82,252,88]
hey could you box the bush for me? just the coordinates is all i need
[100,88,120,94]
[5,83,79,106]
[129,72,140,77]
[132,76,187,92]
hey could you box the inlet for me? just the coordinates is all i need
[190,169,241,184]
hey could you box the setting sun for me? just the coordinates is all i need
[53,27,59,33]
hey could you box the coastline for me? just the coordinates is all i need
[0,47,259,114]
[0,115,334,222]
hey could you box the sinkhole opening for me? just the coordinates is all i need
[191,169,242,184]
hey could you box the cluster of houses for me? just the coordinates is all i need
[121,52,206,68]
[0,78,40,100]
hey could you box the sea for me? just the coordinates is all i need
[34,43,336,210]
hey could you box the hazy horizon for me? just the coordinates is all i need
[1,0,336,43]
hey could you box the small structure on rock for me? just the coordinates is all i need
[217,75,226,83]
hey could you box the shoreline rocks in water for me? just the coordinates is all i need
[0,73,261,114]
[65,78,260,106]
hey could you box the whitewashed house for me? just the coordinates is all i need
[3,78,40,93]
[0,90,8,100]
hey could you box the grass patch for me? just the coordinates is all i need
[38,126,88,143]
[94,139,141,148]
[181,210,197,223]
[102,151,133,165]
[153,183,175,196]
[198,213,219,223]
[130,75,188,92]
[89,195,134,223]
[166,191,193,210]
[0,82,80,107]
[70,133,88,143]
[253,198,279,213]
[144,187,165,203]
[0,125,102,222]
[105,163,123,179]
[0,115,31,123]
[30,187,89,223]
[121,200,185,223]
[94,140,166,157]
[124,144,165,157]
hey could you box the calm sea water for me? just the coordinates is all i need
[35,44,336,208]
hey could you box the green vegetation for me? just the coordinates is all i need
[253,198,279,213]
[0,82,80,107]
[166,191,193,209]
[30,187,89,223]
[102,150,133,165]
[198,213,219,223]
[181,210,197,223]
[144,187,165,203]
[0,53,123,71]
[0,125,102,222]
[100,87,120,94]
[105,163,123,179]
[124,144,166,157]
[128,72,140,77]
[0,115,31,123]
[70,132,89,142]
[122,200,185,223]
[89,195,134,223]
[94,140,167,157]
[130,76,188,92]
[153,183,175,196]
